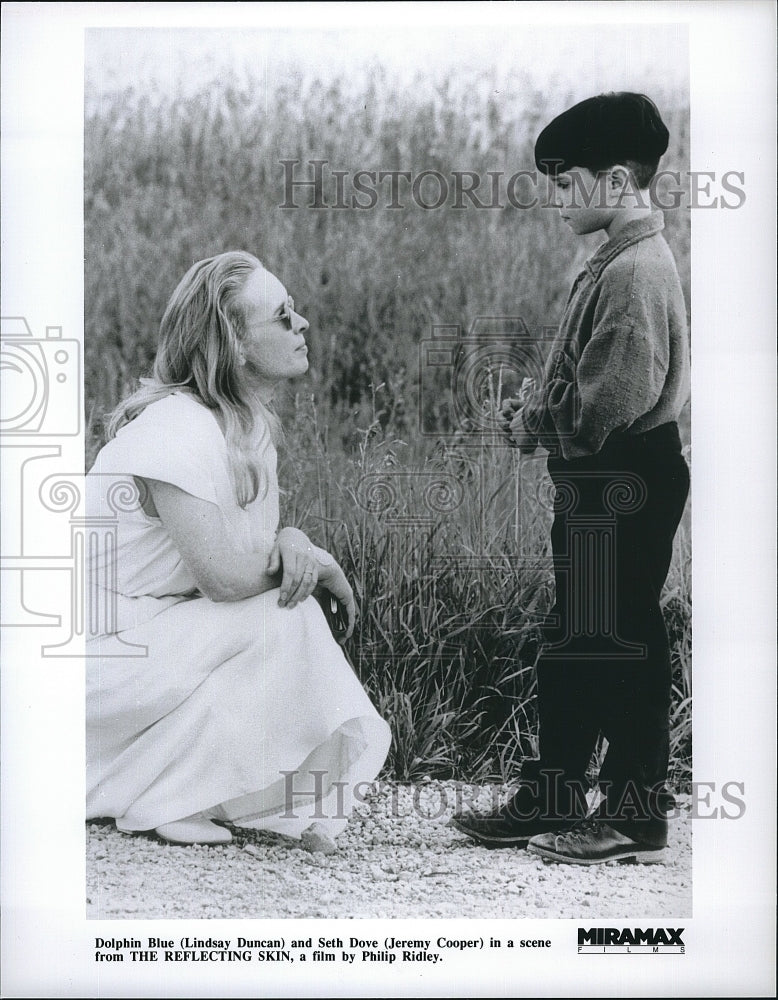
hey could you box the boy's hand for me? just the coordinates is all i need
[509,407,537,450]
[518,376,537,404]
[499,396,523,437]
[500,378,539,445]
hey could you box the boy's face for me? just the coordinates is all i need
[551,168,618,235]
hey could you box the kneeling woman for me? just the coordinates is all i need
[86,251,391,846]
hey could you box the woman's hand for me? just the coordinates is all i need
[266,527,321,608]
[315,561,357,642]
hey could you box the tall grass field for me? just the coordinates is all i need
[85,65,691,791]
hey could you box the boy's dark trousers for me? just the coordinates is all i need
[520,421,690,846]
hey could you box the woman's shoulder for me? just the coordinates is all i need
[133,391,218,432]
[106,392,219,453]
[89,392,224,503]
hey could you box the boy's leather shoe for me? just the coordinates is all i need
[450,808,574,847]
[451,779,588,847]
[526,819,667,865]
[451,811,534,847]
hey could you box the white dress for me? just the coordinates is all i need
[85,392,391,838]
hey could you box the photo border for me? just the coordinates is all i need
[1,2,775,997]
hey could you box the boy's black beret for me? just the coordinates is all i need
[534,92,669,175]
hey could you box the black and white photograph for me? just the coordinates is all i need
[1,2,775,997]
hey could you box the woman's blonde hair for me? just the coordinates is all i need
[107,250,281,507]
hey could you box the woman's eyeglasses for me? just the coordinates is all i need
[253,296,296,329]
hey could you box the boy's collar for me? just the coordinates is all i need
[584,211,665,280]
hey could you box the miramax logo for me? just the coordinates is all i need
[578,928,685,954]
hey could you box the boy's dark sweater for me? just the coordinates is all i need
[521,211,690,459]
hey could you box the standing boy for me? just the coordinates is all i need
[453,93,690,863]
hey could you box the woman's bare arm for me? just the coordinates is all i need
[144,478,321,605]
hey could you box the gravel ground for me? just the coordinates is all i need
[86,782,692,919]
